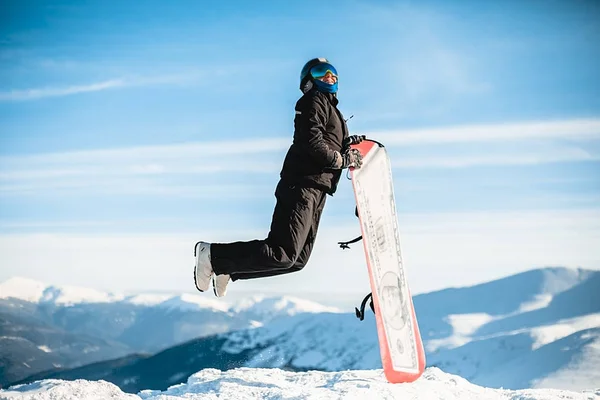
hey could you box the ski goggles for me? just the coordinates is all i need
[310,63,338,80]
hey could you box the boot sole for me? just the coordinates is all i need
[193,242,211,292]
[194,265,205,292]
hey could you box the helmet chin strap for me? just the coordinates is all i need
[301,79,338,95]
[302,80,314,94]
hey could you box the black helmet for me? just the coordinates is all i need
[300,57,338,94]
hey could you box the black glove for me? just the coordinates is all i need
[343,135,366,147]
[340,148,363,169]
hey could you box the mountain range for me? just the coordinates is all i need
[1,267,599,392]
[0,277,337,388]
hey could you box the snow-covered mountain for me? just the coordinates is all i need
[0,277,340,316]
[0,277,340,318]
[0,277,125,305]
[0,299,132,388]
[217,267,600,390]
[2,367,598,400]
[6,266,598,393]
[422,268,600,389]
[0,277,341,386]
[231,294,340,322]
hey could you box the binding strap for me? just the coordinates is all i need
[355,292,375,321]
[338,235,362,249]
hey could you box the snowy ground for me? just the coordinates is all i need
[2,368,599,400]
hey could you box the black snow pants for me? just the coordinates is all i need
[210,180,327,281]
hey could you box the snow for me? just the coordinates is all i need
[2,368,598,400]
[1,379,138,400]
[232,294,341,318]
[0,336,28,342]
[0,277,228,312]
[224,286,600,389]
[533,331,600,391]
[530,314,600,350]
[474,328,600,391]
[0,277,339,317]
[428,313,497,350]
[428,313,600,354]
[156,294,230,313]
[0,277,47,303]
[0,277,124,305]
[447,313,496,336]
[425,315,600,389]
[222,312,381,370]
[2,269,598,392]
[39,284,124,305]
[519,294,554,313]
[124,293,173,306]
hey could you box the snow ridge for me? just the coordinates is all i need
[231,294,341,318]
[0,277,123,305]
[2,368,598,400]
[0,277,338,316]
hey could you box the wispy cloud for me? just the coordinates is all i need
[0,71,208,101]
[0,179,274,198]
[391,147,598,168]
[0,137,289,165]
[1,208,599,294]
[2,118,598,164]
[4,144,590,184]
[0,79,126,101]
[374,119,600,145]
[0,118,598,196]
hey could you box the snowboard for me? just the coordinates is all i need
[349,140,426,383]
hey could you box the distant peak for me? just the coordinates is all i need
[157,293,230,313]
[0,276,123,305]
[0,276,48,302]
[1,276,47,287]
[233,294,341,316]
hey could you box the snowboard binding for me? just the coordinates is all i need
[355,292,375,321]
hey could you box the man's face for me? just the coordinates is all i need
[319,71,338,85]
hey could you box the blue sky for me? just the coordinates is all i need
[0,0,599,297]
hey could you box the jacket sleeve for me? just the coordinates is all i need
[295,95,341,168]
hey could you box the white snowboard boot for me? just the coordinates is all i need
[193,242,213,292]
[213,274,230,297]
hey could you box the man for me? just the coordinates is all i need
[194,57,364,297]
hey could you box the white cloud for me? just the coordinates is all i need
[0,118,597,196]
[0,138,289,166]
[391,147,598,168]
[0,209,598,295]
[0,80,126,101]
[0,71,209,101]
[2,118,596,168]
[374,119,600,145]
[0,179,274,198]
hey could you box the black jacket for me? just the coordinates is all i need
[280,89,349,195]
